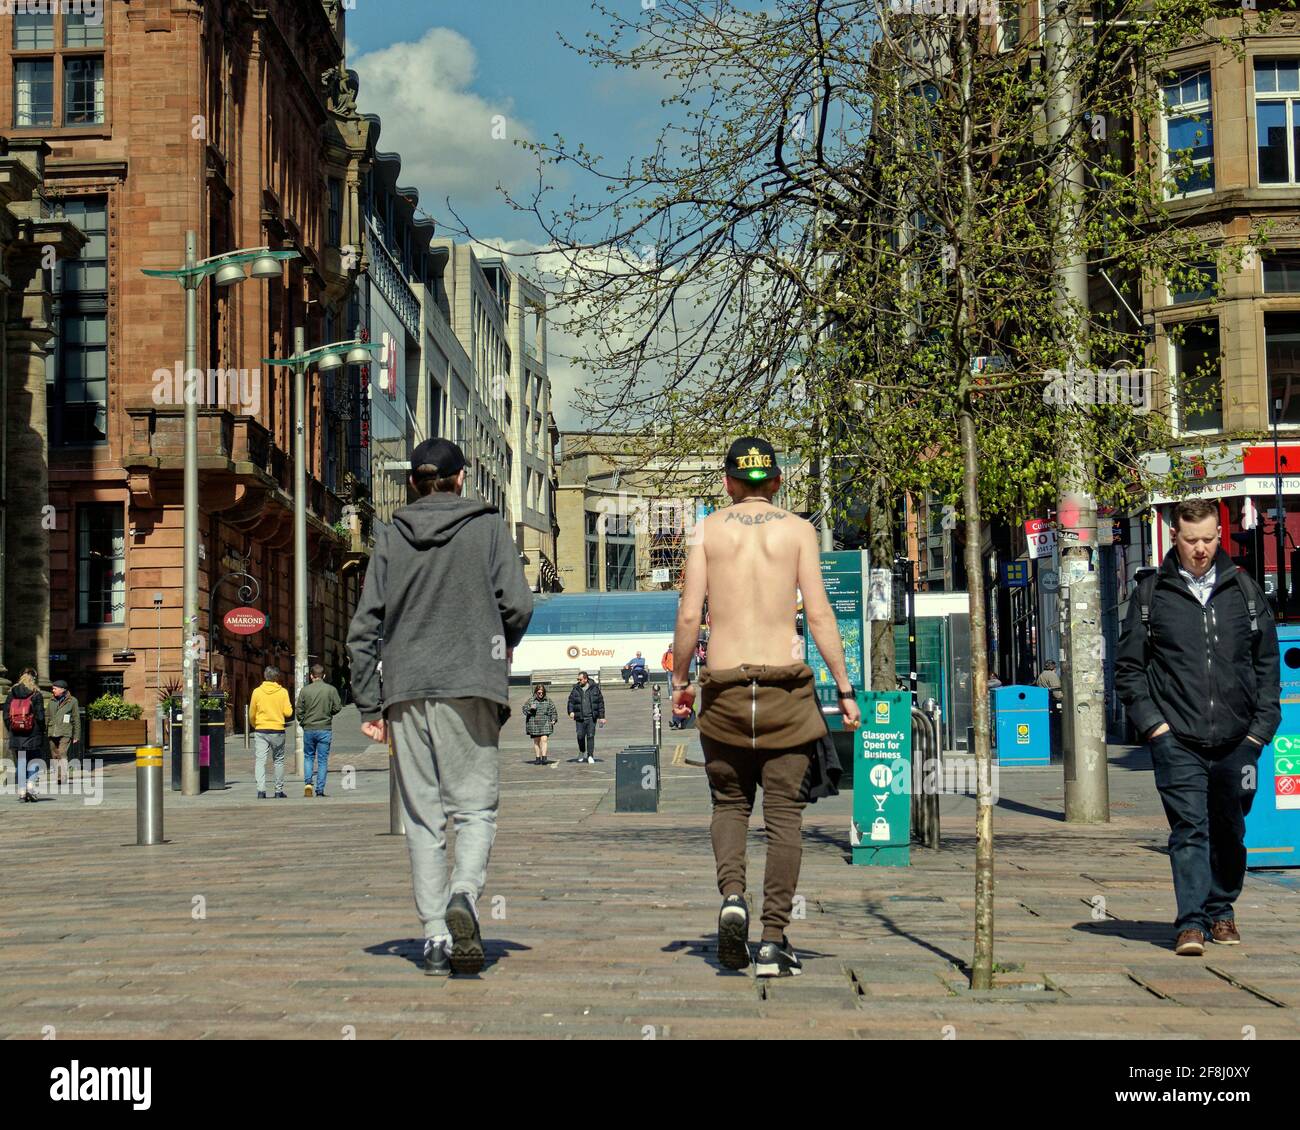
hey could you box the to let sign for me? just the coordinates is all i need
[1025,518,1056,560]
[223,607,267,636]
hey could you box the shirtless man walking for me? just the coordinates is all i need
[672,437,860,976]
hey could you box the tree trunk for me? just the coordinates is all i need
[959,403,995,991]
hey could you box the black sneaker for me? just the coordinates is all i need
[717,894,751,970]
[275,791,287,799]
[446,892,485,975]
[316,791,327,798]
[422,937,451,977]
[755,936,802,978]
[257,791,267,799]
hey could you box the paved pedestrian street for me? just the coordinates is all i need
[2,685,1298,1040]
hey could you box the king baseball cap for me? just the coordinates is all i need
[724,437,779,482]
[410,438,466,478]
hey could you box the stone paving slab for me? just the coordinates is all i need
[2,686,1299,1039]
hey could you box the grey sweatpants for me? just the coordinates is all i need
[389,697,501,939]
[253,730,286,793]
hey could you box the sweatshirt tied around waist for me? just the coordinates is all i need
[697,662,826,750]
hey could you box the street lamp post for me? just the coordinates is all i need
[264,335,385,777]
[142,240,299,796]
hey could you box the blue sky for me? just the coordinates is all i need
[346,0,670,255]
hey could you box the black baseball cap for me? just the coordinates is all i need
[724,437,779,482]
[410,438,466,478]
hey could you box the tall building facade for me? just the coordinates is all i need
[479,256,559,590]
[1,0,371,714]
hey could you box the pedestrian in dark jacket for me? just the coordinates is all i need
[347,438,534,977]
[4,668,47,802]
[566,671,605,763]
[523,682,558,766]
[1115,497,1281,957]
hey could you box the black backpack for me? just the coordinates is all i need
[1135,565,1263,644]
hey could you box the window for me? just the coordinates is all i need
[1255,59,1300,185]
[1163,68,1214,196]
[11,7,105,129]
[14,12,54,50]
[998,2,1021,51]
[50,197,109,446]
[63,55,102,125]
[328,178,343,246]
[1266,313,1300,425]
[77,505,125,627]
[14,60,54,126]
[1171,320,1222,433]
[605,513,637,591]
[1264,256,1300,293]
[64,13,105,49]
[1169,261,1218,304]
[585,511,601,590]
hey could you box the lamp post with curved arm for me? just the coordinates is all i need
[141,238,299,796]
[263,333,386,775]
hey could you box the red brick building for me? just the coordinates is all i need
[1,0,373,721]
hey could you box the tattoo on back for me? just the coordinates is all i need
[724,510,787,526]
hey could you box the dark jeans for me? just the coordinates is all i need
[575,719,597,756]
[1148,730,1261,935]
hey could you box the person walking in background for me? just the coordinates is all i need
[296,664,342,797]
[249,666,294,799]
[672,437,861,977]
[523,682,558,766]
[348,438,533,977]
[46,680,80,787]
[1116,497,1280,957]
[4,667,46,802]
[567,671,605,763]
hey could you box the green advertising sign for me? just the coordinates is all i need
[852,690,912,867]
[806,551,867,717]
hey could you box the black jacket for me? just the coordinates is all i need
[1115,548,1281,748]
[567,681,605,722]
[3,684,47,753]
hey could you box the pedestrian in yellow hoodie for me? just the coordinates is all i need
[249,666,294,798]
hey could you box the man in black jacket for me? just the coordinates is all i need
[1116,497,1280,957]
[567,672,605,763]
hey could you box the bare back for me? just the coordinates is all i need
[697,500,808,668]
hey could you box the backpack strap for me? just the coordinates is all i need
[1234,569,1263,635]
[1134,567,1159,645]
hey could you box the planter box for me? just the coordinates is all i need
[88,718,148,748]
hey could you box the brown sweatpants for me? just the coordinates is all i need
[701,734,812,943]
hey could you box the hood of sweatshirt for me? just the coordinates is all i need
[391,494,497,549]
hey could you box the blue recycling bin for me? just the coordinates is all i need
[990,685,1050,766]
[1246,624,1300,869]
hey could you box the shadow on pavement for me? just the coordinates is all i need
[1072,918,1172,950]
[366,936,532,972]
[862,905,971,973]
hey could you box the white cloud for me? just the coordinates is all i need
[350,28,538,206]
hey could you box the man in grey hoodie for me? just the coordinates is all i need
[347,438,534,977]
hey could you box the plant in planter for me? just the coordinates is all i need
[86,694,148,748]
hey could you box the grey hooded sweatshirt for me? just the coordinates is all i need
[346,493,534,723]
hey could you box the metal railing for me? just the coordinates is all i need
[910,700,942,849]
